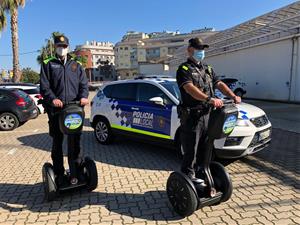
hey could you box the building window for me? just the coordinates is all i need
[124,47,128,50]
[120,47,123,50]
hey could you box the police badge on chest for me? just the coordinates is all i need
[71,63,77,72]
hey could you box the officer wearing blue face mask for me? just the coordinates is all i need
[176,38,241,182]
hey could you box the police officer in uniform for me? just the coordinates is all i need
[176,37,241,182]
[40,35,89,186]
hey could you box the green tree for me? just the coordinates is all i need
[70,53,88,68]
[0,0,26,83]
[21,67,39,84]
[37,31,64,65]
[0,7,7,32]
[37,32,88,69]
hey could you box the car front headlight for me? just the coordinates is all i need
[236,118,249,127]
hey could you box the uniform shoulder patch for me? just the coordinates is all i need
[76,60,82,66]
[71,57,83,66]
[207,65,213,75]
[182,65,189,71]
[43,56,56,65]
[71,63,78,72]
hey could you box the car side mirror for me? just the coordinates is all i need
[149,97,164,106]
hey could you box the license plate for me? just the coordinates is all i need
[259,129,270,141]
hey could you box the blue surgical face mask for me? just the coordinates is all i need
[193,50,205,61]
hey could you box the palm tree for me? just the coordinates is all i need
[1,0,25,83]
[37,32,64,65]
[0,8,7,33]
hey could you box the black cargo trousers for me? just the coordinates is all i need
[180,108,211,178]
[47,107,82,178]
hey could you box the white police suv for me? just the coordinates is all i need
[90,76,272,159]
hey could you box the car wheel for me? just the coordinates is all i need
[234,89,244,97]
[0,113,19,131]
[94,118,113,145]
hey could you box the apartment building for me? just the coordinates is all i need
[75,41,116,81]
[114,28,217,79]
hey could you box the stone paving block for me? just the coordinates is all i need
[201,217,223,224]
[256,216,274,225]
[273,219,295,225]
[0,99,299,224]
[236,217,259,225]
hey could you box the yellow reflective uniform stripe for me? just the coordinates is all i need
[182,65,188,71]
[43,57,56,65]
[111,124,171,139]
[207,65,212,74]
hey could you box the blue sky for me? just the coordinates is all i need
[0,0,297,72]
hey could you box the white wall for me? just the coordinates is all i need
[205,38,300,101]
[139,64,169,75]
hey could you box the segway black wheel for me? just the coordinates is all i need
[84,157,98,191]
[166,172,198,217]
[210,161,233,203]
[42,163,57,201]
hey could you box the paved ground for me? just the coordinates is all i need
[0,96,299,225]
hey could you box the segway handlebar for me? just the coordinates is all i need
[63,101,81,106]
[221,99,234,105]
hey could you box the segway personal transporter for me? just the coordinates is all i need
[167,100,238,217]
[42,101,98,201]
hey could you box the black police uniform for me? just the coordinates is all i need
[40,36,88,179]
[176,58,220,178]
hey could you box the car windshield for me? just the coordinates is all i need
[161,81,181,101]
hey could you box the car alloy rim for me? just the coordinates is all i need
[0,115,15,129]
[95,121,108,142]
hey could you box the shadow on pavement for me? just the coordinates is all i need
[0,183,182,221]
[17,131,181,172]
[241,128,300,190]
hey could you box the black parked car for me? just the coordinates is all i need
[221,78,247,97]
[0,89,38,131]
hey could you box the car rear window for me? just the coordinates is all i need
[108,83,137,101]
[0,93,13,101]
[103,85,113,98]
[23,87,40,94]
[14,90,32,103]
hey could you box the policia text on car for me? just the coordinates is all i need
[176,37,242,182]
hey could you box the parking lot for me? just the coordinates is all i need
[0,94,299,225]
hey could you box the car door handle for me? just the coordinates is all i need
[131,107,139,110]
